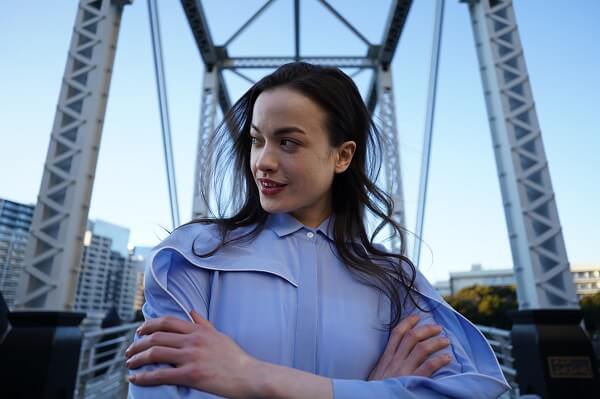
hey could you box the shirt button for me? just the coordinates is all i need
[306,232,315,238]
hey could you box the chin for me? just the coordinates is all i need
[259,198,294,214]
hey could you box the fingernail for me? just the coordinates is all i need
[128,374,136,383]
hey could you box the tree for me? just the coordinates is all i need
[446,285,600,334]
[580,292,600,333]
[444,285,517,329]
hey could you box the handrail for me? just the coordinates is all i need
[475,324,519,399]
[74,321,141,399]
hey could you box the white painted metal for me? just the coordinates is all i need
[192,68,220,219]
[221,57,376,69]
[377,67,406,252]
[464,0,578,308]
[75,320,140,398]
[15,0,131,310]
[476,324,519,398]
[414,0,445,268]
[148,0,181,229]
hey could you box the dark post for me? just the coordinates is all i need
[511,309,600,398]
[0,308,86,399]
[0,292,8,342]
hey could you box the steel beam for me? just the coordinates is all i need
[15,0,131,310]
[414,0,445,268]
[148,0,181,229]
[221,56,376,69]
[377,67,407,251]
[180,0,220,68]
[366,0,413,113]
[180,0,231,113]
[465,0,578,308]
[192,69,220,219]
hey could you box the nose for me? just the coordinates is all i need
[255,143,278,174]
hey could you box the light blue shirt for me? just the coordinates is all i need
[128,212,510,398]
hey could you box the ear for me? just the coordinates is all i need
[334,141,356,174]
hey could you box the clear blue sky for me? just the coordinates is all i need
[1,1,598,284]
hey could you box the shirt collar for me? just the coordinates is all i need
[266,212,335,241]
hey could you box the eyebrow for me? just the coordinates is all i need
[251,124,306,136]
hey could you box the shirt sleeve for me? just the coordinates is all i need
[127,248,225,399]
[331,268,511,399]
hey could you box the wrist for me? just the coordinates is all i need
[242,358,277,399]
[240,359,333,399]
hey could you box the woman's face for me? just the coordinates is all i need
[250,86,355,228]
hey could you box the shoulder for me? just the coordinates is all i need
[144,221,247,295]
[367,242,442,300]
[152,221,264,257]
[146,221,283,285]
[153,222,220,253]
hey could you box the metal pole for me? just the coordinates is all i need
[413,0,445,268]
[148,0,180,229]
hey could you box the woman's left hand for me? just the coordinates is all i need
[125,311,262,398]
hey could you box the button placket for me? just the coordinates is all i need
[293,233,318,372]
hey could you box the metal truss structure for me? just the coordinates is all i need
[376,67,406,252]
[464,0,578,308]
[192,68,220,218]
[15,0,579,312]
[183,0,412,228]
[15,0,132,310]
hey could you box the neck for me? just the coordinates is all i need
[290,201,332,228]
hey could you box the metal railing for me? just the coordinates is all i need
[476,324,519,399]
[75,320,140,399]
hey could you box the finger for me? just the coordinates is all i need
[129,367,188,386]
[190,310,213,329]
[413,353,453,377]
[126,346,186,370]
[137,316,196,336]
[395,324,443,360]
[376,315,420,372]
[404,335,450,371]
[126,331,185,358]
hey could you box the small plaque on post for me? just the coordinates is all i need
[547,356,593,379]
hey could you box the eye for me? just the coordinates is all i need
[280,139,298,148]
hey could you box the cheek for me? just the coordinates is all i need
[249,150,258,174]
[293,157,335,188]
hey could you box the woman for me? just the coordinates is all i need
[126,62,510,398]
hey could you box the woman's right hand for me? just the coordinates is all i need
[368,315,452,380]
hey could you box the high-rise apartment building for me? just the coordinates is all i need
[74,220,139,321]
[75,231,113,314]
[0,198,34,308]
[0,197,144,319]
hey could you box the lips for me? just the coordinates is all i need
[257,178,287,188]
[257,178,287,196]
